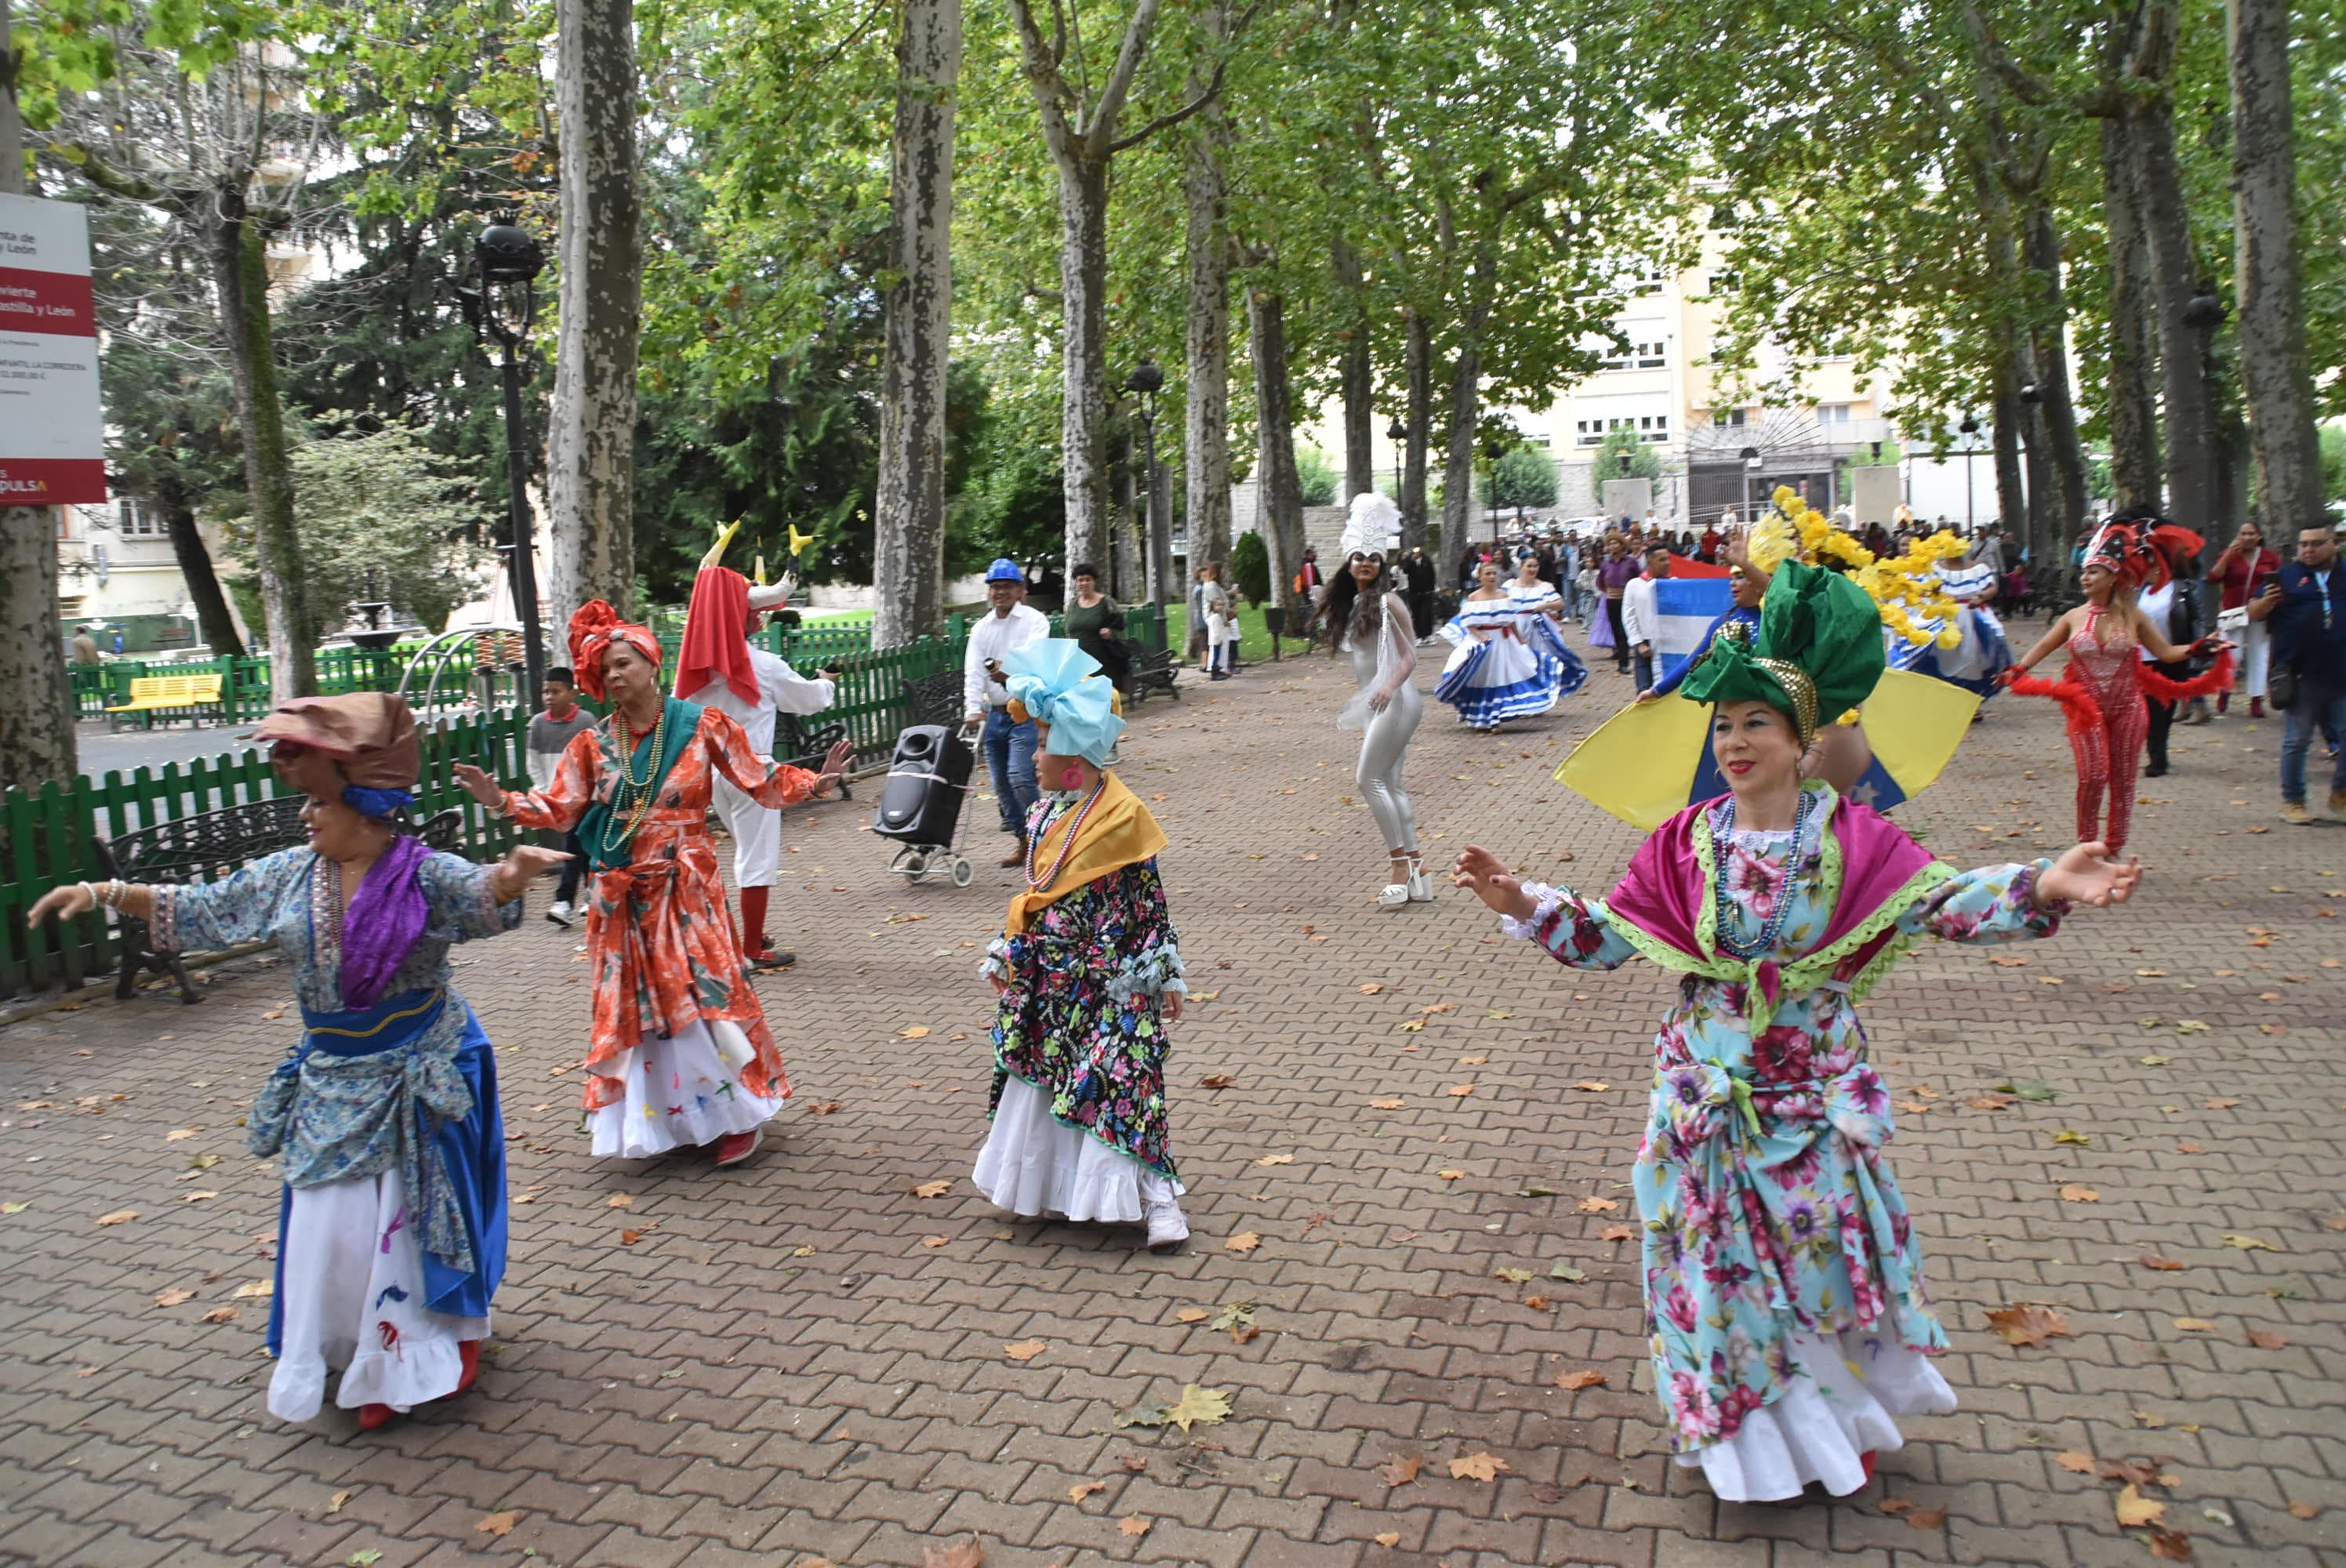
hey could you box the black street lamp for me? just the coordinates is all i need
[466,219,548,714]
[1958,416,1981,530]
[1386,416,1407,499]
[1738,444,1762,528]
[1123,357,1165,604]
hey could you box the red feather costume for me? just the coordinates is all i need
[2005,519,2232,852]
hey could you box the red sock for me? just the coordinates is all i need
[739,886,770,954]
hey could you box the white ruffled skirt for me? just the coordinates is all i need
[973,1077,1183,1223]
[588,1019,784,1159]
[270,1167,488,1422]
[1674,1327,1956,1502]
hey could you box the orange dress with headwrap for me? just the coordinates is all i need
[506,705,825,1112]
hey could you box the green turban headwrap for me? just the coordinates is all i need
[1676,559,1885,743]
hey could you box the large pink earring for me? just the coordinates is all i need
[1060,763,1087,789]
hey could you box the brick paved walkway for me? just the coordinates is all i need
[4,625,2342,1568]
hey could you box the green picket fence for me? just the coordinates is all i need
[70,645,409,721]
[11,601,1169,1002]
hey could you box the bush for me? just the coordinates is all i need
[1229,530,1271,605]
[1296,447,1339,507]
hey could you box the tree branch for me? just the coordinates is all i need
[1080,0,1164,155]
[1106,58,1225,154]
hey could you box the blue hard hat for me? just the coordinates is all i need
[985,557,1026,583]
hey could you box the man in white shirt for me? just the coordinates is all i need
[675,554,837,968]
[1620,543,1671,694]
[964,558,1052,862]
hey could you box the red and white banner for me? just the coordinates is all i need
[0,194,107,506]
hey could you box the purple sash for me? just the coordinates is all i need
[340,833,433,1010]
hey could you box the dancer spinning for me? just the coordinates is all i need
[971,641,1191,1250]
[1454,561,2144,1503]
[1436,557,1582,731]
[1510,550,1588,699]
[1324,494,1433,909]
[674,529,838,969]
[2006,514,2231,854]
[455,601,853,1167]
[25,694,560,1428]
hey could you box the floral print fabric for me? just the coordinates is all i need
[984,793,1187,1178]
[1509,804,2064,1455]
[506,706,824,1112]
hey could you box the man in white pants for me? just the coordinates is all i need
[674,535,837,968]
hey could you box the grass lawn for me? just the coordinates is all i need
[1160,601,1324,666]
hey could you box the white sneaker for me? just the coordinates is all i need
[545,901,575,928]
[1146,1197,1189,1252]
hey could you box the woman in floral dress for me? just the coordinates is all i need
[1454,562,2144,1502]
[455,601,852,1168]
[971,641,1191,1250]
[26,694,565,1429]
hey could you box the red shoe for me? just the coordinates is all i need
[1860,1450,1877,1483]
[2250,696,2265,719]
[445,1338,481,1399]
[2217,689,2230,714]
[714,1130,761,1167]
[357,1402,398,1432]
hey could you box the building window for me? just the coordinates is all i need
[1817,403,1852,426]
[1603,338,1668,371]
[1712,407,1747,428]
[117,499,165,538]
[1708,271,1739,295]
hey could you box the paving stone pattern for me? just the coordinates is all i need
[3,625,2343,1568]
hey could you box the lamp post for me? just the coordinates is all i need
[1124,357,1166,605]
[1738,445,1761,526]
[1958,416,1980,531]
[467,219,547,714]
[1386,416,1407,499]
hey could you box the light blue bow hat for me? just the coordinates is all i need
[1003,639,1124,765]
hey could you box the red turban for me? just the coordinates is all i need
[566,600,662,701]
[672,567,761,706]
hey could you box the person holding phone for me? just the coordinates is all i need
[2209,519,2282,716]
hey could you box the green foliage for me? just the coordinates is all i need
[1591,426,1663,485]
[1487,445,1559,511]
[2321,425,2346,503]
[285,418,482,633]
[1295,447,1338,508]
[1228,531,1269,606]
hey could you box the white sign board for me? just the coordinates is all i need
[0,193,107,506]
[1850,465,1901,526]
[1600,477,1652,521]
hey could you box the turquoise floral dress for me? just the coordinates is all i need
[981,792,1187,1178]
[1507,792,2066,1482]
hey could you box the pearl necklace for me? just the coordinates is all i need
[1711,789,1814,960]
[1025,778,1109,890]
[603,702,668,855]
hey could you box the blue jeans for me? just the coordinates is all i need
[982,706,1040,836]
[2280,677,2346,804]
[1634,648,1654,692]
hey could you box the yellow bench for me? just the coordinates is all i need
[105,673,227,730]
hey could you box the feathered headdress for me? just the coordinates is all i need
[1339,492,1401,561]
[2082,515,2170,593]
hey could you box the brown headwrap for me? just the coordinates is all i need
[249,693,420,791]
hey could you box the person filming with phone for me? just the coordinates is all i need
[964,559,1053,864]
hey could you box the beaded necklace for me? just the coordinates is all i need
[597,701,669,859]
[1024,776,1109,891]
[1709,788,1814,960]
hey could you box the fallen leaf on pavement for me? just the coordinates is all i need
[899,1026,931,1039]
[1458,1054,1487,1065]
[920,1235,949,1248]
[1225,1232,1261,1253]
[475,1512,518,1537]
[1004,1340,1047,1362]
[1555,1369,1607,1391]
[1369,1098,1404,1109]
[1197,1075,1235,1090]
[2289,1501,2320,1520]
[911,1181,953,1198]
[1358,983,1385,994]
[232,1280,273,1300]
[1164,1384,1232,1433]
[326,1490,350,1514]
[2055,1451,2095,1473]
[154,1288,195,1307]
[1904,1508,1948,1530]
[2202,1098,2241,1109]
[2115,1485,2166,1527]
[183,1190,219,1203]
[347,1553,383,1566]
[0,1202,27,1215]
[1175,1308,1209,1323]
[1447,1083,1475,1097]
[1437,1170,1465,1181]
[2248,1330,2288,1349]
[2172,1319,2217,1332]
[1117,1516,1150,1537]
[1599,1225,1636,1242]
[1374,1533,1400,1548]
[1377,1454,1422,1486]
[1573,1080,1611,1092]
[1985,1304,2073,1348]
[1493,1268,1533,1283]
[95,1210,139,1227]
[2140,1255,2187,1271]
[1448,1452,1509,1483]
[2059,1185,2100,1203]
[2221,1233,2275,1251]
[1120,1454,1147,1472]
[2054,1129,2092,1146]
[1068,1480,1105,1501]
[1578,1196,1621,1214]
[919,1543,982,1568]
[201,1306,238,1323]
[1255,1153,1294,1167]
[166,1129,198,1142]
[2148,1530,2193,1560]
[619,1229,649,1246]
[607,1193,634,1209]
